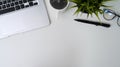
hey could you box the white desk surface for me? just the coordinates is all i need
[0,0,120,67]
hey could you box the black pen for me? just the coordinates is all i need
[74,19,111,28]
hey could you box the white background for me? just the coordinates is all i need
[0,0,120,67]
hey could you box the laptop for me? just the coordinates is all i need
[0,0,50,39]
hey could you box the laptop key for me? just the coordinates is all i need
[19,0,23,4]
[25,5,29,8]
[3,1,7,4]
[0,7,15,15]
[0,2,2,5]
[8,0,11,3]
[15,2,19,5]
[12,0,15,2]
[11,3,14,6]
[15,5,20,10]
[20,4,24,8]
[0,6,1,9]
[2,5,6,9]
[33,2,38,5]
[29,2,33,6]
[6,4,10,7]
[23,0,27,3]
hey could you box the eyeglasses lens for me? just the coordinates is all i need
[103,9,116,20]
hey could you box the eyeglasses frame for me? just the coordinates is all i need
[103,9,120,26]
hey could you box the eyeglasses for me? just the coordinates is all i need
[103,9,120,26]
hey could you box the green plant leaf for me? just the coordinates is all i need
[95,11,101,21]
[69,0,112,20]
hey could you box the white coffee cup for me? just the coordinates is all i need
[50,0,69,19]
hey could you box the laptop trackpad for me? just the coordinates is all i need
[0,6,50,38]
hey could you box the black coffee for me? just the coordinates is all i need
[50,0,68,10]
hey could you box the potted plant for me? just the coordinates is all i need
[69,0,112,20]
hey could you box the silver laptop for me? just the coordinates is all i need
[0,0,50,39]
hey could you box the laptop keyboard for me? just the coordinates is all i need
[0,0,38,15]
